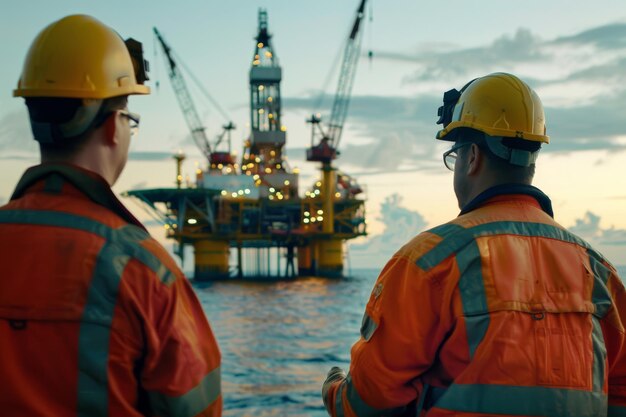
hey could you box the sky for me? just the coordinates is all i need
[1,0,625,269]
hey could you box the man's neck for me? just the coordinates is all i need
[41,152,116,186]
[464,172,531,208]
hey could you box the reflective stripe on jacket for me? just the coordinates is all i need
[0,164,222,417]
[324,185,626,417]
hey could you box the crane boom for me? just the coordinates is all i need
[327,0,367,150]
[306,0,368,163]
[153,27,212,160]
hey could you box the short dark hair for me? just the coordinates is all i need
[454,128,538,184]
[26,96,127,158]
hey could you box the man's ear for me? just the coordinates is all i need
[102,112,118,146]
[466,143,482,175]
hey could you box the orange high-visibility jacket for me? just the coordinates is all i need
[324,185,626,417]
[0,164,222,417]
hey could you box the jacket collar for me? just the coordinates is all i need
[11,163,147,231]
[459,183,554,218]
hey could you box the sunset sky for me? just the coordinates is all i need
[1,0,625,269]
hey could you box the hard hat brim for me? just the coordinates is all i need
[13,84,150,99]
[437,120,550,144]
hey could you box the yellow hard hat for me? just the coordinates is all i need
[14,14,150,99]
[436,72,548,144]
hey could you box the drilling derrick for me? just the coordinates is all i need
[241,10,298,201]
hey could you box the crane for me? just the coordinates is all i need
[305,0,368,237]
[153,27,236,173]
[306,0,368,163]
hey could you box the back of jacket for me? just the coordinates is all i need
[325,192,626,417]
[0,165,222,417]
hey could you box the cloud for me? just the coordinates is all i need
[286,88,626,173]
[2,22,624,169]
[397,28,546,84]
[0,108,38,158]
[552,23,626,50]
[142,219,166,228]
[349,193,428,269]
[350,206,626,270]
[545,93,626,152]
[284,22,626,167]
[177,128,231,154]
[130,181,149,189]
[569,211,604,238]
[569,211,626,246]
[375,22,626,88]
[537,56,626,86]
[375,22,626,94]
[285,94,445,172]
[0,153,38,161]
[128,151,178,161]
[568,211,626,266]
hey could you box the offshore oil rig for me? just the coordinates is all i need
[127,1,369,280]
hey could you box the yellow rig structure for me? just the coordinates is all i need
[127,6,368,280]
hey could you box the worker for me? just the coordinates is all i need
[0,15,221,416]
[322,72,626,416]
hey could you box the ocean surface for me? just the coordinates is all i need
[194,268,379,416]
[193,265,626,416]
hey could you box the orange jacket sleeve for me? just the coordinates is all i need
[117,256,222,417]
[325,252,455,417]
[603,267,626,416]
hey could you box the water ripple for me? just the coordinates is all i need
[194,270,379,416]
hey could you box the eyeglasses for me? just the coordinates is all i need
[119,110,141,136]
[443,142,471,171]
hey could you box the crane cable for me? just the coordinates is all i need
[152,32,161,91]
[368,0,374,63]
[313,1,374,127]
[313,39,345,114]
[152,30,232,124]
[172,49,233,124]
